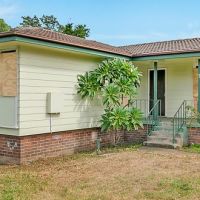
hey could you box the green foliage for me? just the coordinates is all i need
[0,15,90,38]
[185,105,200,126]
[60,23,90,38]
[77,58,143,134]
[20,15,41,28]
[0,18,11,32]
[101,107,129,132]
[184,144,200,153]
[103,84,120,108]
[101,107,143,132]
[77,72,100,99]
[40,15,60,31]
[127,107,144,131]
[20,15,90,38]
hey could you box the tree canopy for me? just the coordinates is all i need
[0,15,90,38]
[0,19,11,32]
[20,15,90,38]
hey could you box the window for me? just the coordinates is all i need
[0,50,18,128]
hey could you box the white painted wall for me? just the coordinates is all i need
[19,46,104,136]
[133,59,193,117]
[0,42,194,136]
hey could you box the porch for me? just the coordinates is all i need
[132,56,200,148]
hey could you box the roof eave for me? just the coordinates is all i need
[0,34,131,59]
[131,51,200,61]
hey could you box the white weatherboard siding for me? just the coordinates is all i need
[133,58,193,117]
[19,46,103,136]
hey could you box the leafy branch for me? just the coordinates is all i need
[77,58,143,144]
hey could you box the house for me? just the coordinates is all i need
[0,27,199,164]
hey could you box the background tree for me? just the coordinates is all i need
[0,19,11,32]
[40,15,60,31]
[60,23,90,38]
[77,58,143,145]
[20,15,90,38]
[20,15,41,28]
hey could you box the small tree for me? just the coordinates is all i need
[77,58,143,145]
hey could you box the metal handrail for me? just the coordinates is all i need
[172,100,187,144]
[131,99,154,118]
[146,100,161,135]
[131,99,148,117]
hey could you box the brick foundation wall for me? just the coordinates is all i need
[0,135,20,164]
[0,126,147,165]
[125,126,147,144]
[188,127,200,144]
[20,128,100,164]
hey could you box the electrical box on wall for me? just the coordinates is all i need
[47,92,64,114]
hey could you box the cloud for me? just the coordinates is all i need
[0,0,19,19]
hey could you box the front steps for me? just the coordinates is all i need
[143,120,185,149]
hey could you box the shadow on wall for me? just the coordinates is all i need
[74,92,103,128]
[71,93,103,152]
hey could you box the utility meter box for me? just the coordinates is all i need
[47,92,63,114]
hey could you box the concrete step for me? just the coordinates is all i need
[145,119,185,149]
[151,130,173,136]
[147,138,173,144]
[147,135,172,141]
[151,131,182,138]
[154,126,173,132]
[159,121,173,126]
[175,136,184,146]
[143,141,181,149]
[147,137,183,145]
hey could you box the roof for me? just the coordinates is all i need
[1,27,200,58]
[0,27,131,57]
[120,38,200,57]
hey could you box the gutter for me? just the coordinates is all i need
[0,35,131,60]
[132,51,200,61]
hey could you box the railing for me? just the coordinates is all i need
[172,100,193,143]
[131,99,148,117]
[130,99,161,135]
[146,100,161,135]
[131,99,154,118]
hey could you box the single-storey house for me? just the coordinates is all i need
[0,27,200,164]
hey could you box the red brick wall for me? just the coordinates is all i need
[125,126,147,144]
[0,135,20,164]
[188,127,200,144]
[0,126,147,164]
[20,128,100,163]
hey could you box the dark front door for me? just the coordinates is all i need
[149,69,165,116]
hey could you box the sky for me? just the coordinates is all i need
[1,0,200,46]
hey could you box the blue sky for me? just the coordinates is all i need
[1,0,200,46]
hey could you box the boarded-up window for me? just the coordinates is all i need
[0,51,17,96]
[0,51,18,128]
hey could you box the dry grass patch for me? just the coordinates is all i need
[1,145,200,200]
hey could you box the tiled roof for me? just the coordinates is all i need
[1,27,200,58]
[0,27,131,56]
[120,38,200,57]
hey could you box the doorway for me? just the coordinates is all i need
[149,69,166,116]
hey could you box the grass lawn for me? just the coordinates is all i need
[1,145,200,200]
